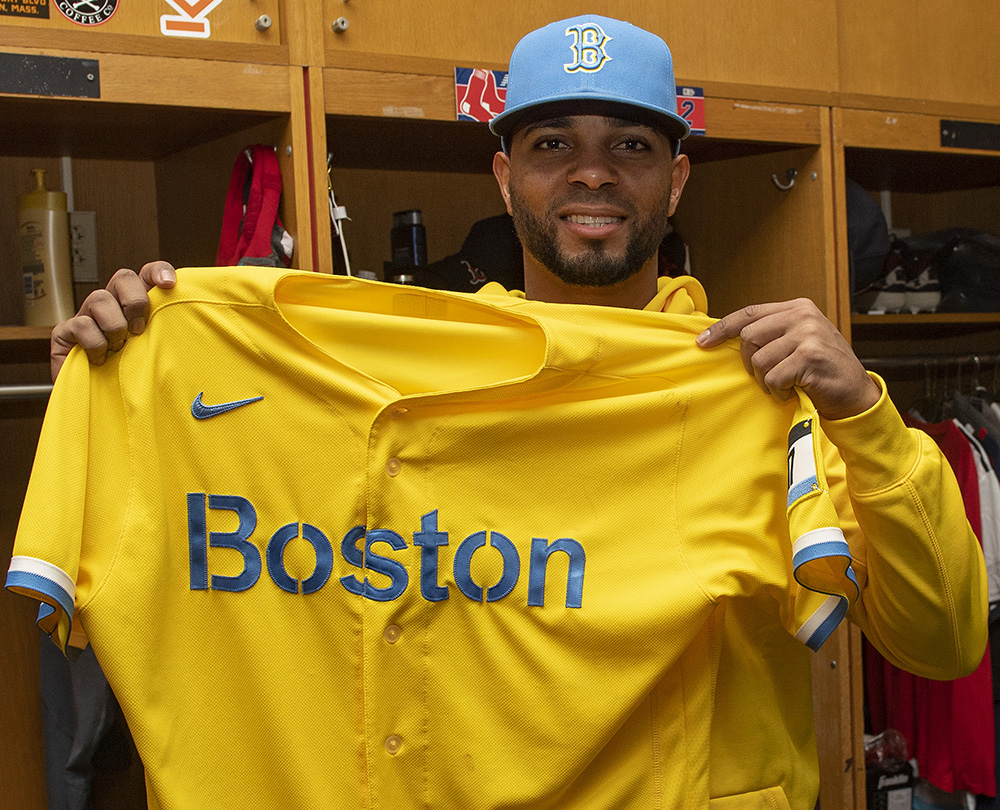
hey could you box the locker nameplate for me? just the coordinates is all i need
[941,119,1000,152]
[0,52,100,99]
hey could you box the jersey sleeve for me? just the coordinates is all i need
[784,390,859,651]
[820,373,989,680]
[5,348,113,656]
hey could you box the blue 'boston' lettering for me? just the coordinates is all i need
[338,525,367,597]
[339,526,409,601]
[188,493,209,590]
[187,493,261,592]
[361,530,409,601]
[528,538,586,609]
[412,510,449,601]
[266,523,334,595]
[455,531,521,603]
[188,496,584,607]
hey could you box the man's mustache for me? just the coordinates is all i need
[549,191,638,214]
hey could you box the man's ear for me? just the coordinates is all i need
[668,153,691,216]
[493,150,514,215]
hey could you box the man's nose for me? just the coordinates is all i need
[566,146,618,189]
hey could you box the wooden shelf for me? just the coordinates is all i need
[0,327,50,365]
[322,65,829,151]
[851,313,1000,343]
[853,313,1000,325]
[845,147,1000,194]
[0,47,294,110]
[0,96,286,161]
[0,50,295,161]
[0,326,50,340]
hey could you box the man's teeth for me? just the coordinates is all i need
[566,215,620,226]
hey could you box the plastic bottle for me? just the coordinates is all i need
[20,169,74,326]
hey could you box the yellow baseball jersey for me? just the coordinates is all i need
[6,268,983,810]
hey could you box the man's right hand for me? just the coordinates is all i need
[50,261,177,382]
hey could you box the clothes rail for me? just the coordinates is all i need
[0,384,53,401]
[860,352,1000,370]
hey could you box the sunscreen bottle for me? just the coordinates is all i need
[20,169,74,326]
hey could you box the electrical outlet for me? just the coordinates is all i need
[70,211,99,283]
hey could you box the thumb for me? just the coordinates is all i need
[139,261,177,291]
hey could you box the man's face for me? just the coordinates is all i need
[493,114,689,290]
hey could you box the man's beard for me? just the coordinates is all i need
[508,183,673,288]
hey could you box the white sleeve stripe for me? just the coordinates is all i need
[794,594,846,650]
[792,526,849,556]
[8,556,76,601]
[791,525,860,607]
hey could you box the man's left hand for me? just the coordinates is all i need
[696,298,880,420]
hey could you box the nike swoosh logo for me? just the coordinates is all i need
[191,392,264,420]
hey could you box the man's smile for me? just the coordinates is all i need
[564,214,625,227]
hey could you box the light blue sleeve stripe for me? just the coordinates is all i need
[792,539,851,569]
[844,565,858,590]
[5,569,75,623]
[787,476,818,507]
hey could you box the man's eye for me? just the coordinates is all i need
[535,137,567,150]
[618,138,650,151]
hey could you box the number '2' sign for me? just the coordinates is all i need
[676,86,706,136]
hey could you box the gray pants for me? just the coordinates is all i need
[38,636,117,810]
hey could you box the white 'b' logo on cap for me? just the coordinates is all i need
[563,24,612,73]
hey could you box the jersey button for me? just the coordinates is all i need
[385,735,402,755]
[386,458,401,477]
[384,624,401,644]
[391,406,408,418]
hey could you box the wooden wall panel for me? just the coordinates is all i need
[0,155,161,326]
[327,167,506,279]
[155,117,298,270]
[68,158,161,293]
[837,0,1000,111]
[0,0,283,52]
[321,0,840,96]
[889,187,1000,238]
[672,145,832,318]
[0,369,50,810]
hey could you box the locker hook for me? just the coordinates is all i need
[771,168,797,191]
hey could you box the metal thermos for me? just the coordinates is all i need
[390,209,427,269]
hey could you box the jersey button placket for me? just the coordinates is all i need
[382,402,409,480]
[365,403,424,793]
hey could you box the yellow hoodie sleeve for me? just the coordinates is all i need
[820,373,988,679]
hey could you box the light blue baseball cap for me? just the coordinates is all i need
[490,14,692,154]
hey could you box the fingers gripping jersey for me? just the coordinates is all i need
[7,268,858,810]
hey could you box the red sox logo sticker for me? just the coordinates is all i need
[55,0,118,26]
[161,0,224,39]
[455,68,507,124]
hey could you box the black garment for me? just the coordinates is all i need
[409,214,524,293]
[39,638,120,810]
